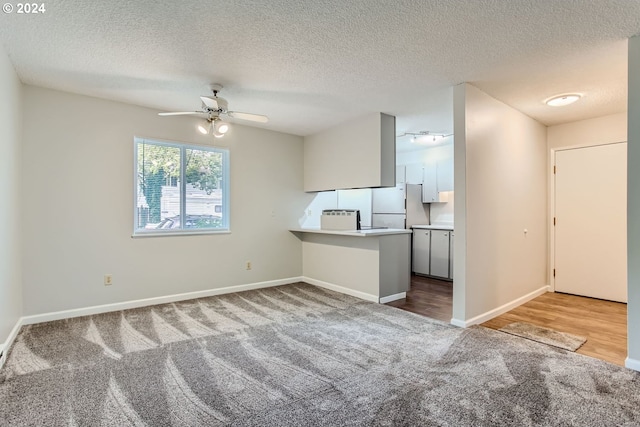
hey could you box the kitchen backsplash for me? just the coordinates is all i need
[430,191,454,225]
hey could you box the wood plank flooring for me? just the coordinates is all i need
[482,292,627,366]
[386,275,453,323]
[386,275,627,366]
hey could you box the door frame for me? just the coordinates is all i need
[548,141,627,293]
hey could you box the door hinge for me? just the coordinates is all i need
[553,217,556,226]
[553,268,556,277]
[553,165,556,174]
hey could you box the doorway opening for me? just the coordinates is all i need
[386,274,453,323]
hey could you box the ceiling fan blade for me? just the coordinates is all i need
[227,111,269,123]
[200,96,219,109]
[158,111,204,116]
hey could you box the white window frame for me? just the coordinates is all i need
[133,137,230,237]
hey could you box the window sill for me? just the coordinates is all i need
[132,229,231,238]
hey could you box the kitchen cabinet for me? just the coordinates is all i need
[412,226,453,281]
[304,113,396,191]
[422,159,454,202]
[422,165,438,203]
[430,230,450,278]
[405,164,424,184]
[412,229,431,275]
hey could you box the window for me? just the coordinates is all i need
[134,137,229,235]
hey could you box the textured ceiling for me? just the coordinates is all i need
[1,0,639,147]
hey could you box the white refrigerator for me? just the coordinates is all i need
[372,184,429,229]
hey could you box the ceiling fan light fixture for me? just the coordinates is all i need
[197,120,210,135]
[215,120,230,135]
[160,84,267,134]
[546,94,581,107]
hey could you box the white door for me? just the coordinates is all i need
[554,143,627,302]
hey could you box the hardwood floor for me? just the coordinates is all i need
[386,276,627,366]
[386,275,453,323]
[482,292,627,366]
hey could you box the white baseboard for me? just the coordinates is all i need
[21,277,303,326]
[0,317,24,369]
[625,357,640,372]
[449,285,550,328]
[301,277,379,303]
[449,318,466,328]
[379,292,406,304]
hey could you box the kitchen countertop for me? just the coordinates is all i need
[412,224,454,230]
[290,227,413,237]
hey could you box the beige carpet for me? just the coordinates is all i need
[1,282,639,426]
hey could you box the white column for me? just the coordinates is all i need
[627,35,640,371]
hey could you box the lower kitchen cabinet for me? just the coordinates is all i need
[412,227,454,281]
[430,230,450,278]
[412,229,431,275]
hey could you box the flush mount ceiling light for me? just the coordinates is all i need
[545,94,582,107]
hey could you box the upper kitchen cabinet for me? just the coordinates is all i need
[304,113,396,192]
[405,163,424,184]
[422,158,454,203]
[422,164,438,203]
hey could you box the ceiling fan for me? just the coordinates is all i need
[158,84,268,137]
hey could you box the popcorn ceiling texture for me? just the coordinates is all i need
[0,0,639,135]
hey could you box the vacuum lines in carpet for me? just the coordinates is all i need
[1,282,639,426]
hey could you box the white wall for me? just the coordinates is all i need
[547,112,627,149]
[429,191,454,226]
[628,35,640,370]
[396,140,454,166]
[453,83,548,324]
[21,86,305,316]
[452,85,467,323]
[0,46,23,348]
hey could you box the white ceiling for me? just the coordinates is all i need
[1,0,639,148]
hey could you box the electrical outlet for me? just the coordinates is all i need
[246,261,252,270]
[104,274,113,286]
[307,209,312,216]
